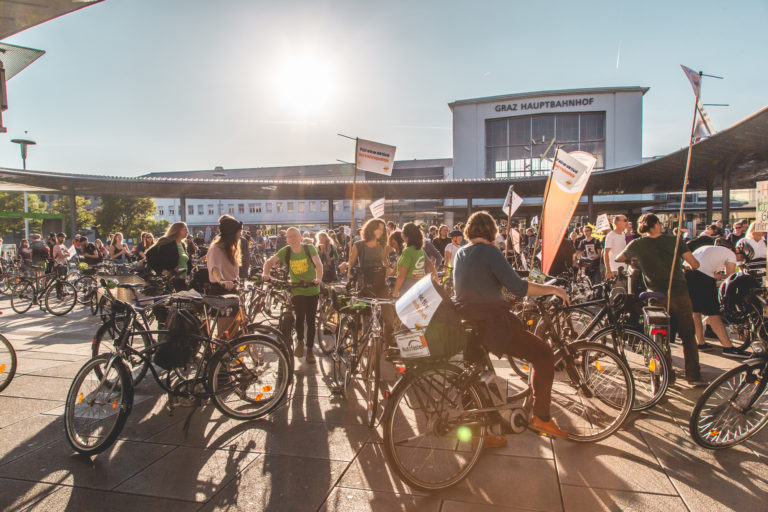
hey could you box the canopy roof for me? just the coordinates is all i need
[0,0,104,40]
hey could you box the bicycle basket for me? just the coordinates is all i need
[330,284,349,311]
[153,306,203,370]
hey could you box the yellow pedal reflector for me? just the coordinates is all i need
[239,345,246,352]
[112,398,118,410]
[526,319,533,326]
[595,361,603,372]
[255,393,264,401]
[0,364,5,373]
[262,385,272,392]
[77,393,83,404]
[648,360,656,372]
[710,430,719,436]
[522,365,530,372]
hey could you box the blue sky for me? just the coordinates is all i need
[1,0,766,176]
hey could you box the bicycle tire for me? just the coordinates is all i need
[382,362,486,492]
[44,281,77,316]
[332,314,357,395]
[589,327,670,412]
[0,334,18,393]
[358,334,382,428]
[316,297,338,355]
[209,334,292,420]
[73,276,97,305]
[64,354,133,455]
[689,360,768,449]
[10,279,35,314]
[550,341,634,442]
[91,321,151,385]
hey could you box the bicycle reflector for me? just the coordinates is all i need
[650,328,668,336]
[395,364,406,373]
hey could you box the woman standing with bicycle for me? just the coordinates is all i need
[263,227,323,363]
[145,222,192,291]
[109,233,132,263]
[315,231,339,283]
[453,211,570,440]
[391,222,438,298]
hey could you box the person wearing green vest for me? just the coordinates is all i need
[262,227,324,363]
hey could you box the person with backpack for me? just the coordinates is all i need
[262,227,323,363]
[29,233,51,271]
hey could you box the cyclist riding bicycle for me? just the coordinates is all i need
[453,211,570,442]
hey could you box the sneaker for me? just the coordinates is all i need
[723,347,750,358]
[294,342,305,358]
[686,378,709,387]
[697,343,714,351]
[305,350,316,364]
[529,415,569,439]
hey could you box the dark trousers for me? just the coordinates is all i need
[292,294,319,347]
[669,294,701,380]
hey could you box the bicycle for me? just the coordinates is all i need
[10,266,78,316]
[382,295,634,492]
[689,339,768,449]
[315,283,348,355]
[0,312,17,393]
[65,296,293,455]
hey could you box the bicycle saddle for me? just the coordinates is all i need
[118,282,144,289]
[201,294,240,310]
[638,291,666,301]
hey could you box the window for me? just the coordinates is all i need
[335,201,341,212]
[169,206,175,216]
[249,203,256,214]
[228,204,234,215]
[188,205,194,216]
[158,207,165,216]
[238,203,245,215]
[485,112,606,178]
[287,202,294,213]
[320,201,328,212]
[276,202,283,213]
[309,201,317,212]
[343,201,350,211]
[208,204,214,215]
[266,202,273,213]
[255,203,262,213]
[357,200,365,210]
[298,201,305,213]
[198,205,204,215]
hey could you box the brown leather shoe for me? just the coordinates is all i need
[483,434,507,448]
[529,416,569,439]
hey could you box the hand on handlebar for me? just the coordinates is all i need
[551,286,570,306]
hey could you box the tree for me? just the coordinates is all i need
[0,192,48,237]
[51,196,95,235]
[95,195,167,240]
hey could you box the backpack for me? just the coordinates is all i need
[153,304,203,370]
[280,244,316,273]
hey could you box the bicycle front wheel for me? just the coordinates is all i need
[45,281,77,316]
[91,322,151,385]
[332,314,357,395]
[10,280,35,314]
[209,334,292,420]
[689,360,768,449]
[590,327,670,411]
[551,341,634,442]
[0,334,18,392]
[358,335,382,428]
[316,298,338,355]
[383,362,486,492]
[65,355,133,455]
[73,276,97,304]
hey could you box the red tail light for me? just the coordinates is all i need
[395,364,406,373]
[651,328,668,336]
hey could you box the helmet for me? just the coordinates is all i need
[735,238,754,263]
[718,271,759,323]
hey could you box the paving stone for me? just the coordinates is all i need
[337,442,429,496]
[27,485,200,512]
[25,359,91,379]
[114,446,260,502]
[553,429,676,494]
[0,477,61,511]
[320,487,441,512]
[0,414,63,466]
[145,403,260,450]
[200,453,346,511]
[13,357,74,376]
[440,500,540,511]
[0,396,62,428]
[560,484,687,512]
[0,438,175,491]
[278,394,369,426]
[1,374,71,401]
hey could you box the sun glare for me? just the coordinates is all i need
[271,50,339,115]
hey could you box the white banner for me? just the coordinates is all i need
[343,226,351,236]
[680,64,701,97]
[531,215,538,226]
[395,275,443,329]
[369,197,385,218]
[67,244,77,260]
[756,181,768,232]
[502,187,523,216]
[595,213,611,232]
[551,150,597,193]
[356,138,396,176]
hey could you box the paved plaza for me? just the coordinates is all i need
[0,298,766,512]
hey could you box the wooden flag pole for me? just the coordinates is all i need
[505,185,514,265]
[532,148,557,271]
[666,72,702,312]
[347,137,359,280]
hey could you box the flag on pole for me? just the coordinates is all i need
[595,213,611,232]
[356,138,396,176]
[531,216,538,226]
[369,197,385,218]
[502,186,523,216]
[680,64,701,97]
[540,150,597,274]
[755,181,768,232]
[694,100,716,140]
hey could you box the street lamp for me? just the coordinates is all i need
[10,137,36,239]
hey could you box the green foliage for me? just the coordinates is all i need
[0,192,48,236]
[51,196,95,234]
[94,195,164,239]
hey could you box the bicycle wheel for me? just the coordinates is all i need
[64,355,133,455]
[358,335,382,428]
[382,362,486,492]
[264,290,280,319]
[91,322,151,385]
[44,281,77,316]
[550,341,634,442]
[689,360,768,449]
[209,334,292,420]
[0,334,18,392]
[590,327,669,412]
[316,299,338,355]
[332,315,357,395]
[10,280,35,314]
[74,276,97,305]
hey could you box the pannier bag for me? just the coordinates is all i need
[153,305,203,370]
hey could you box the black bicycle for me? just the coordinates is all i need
[0,312,17,393]
[11,266,78,316]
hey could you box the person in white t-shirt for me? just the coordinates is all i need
[603,215,628,280]
[444,230,464,270]
[685,241,744,355]
[742,222,767,260]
